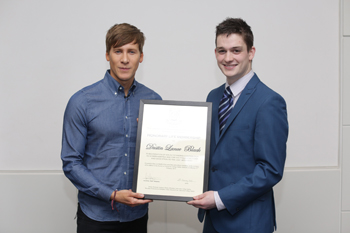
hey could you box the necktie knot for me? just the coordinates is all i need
[224,86,233,98]
[218,86,234,134]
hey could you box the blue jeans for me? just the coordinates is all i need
[77,204,148,233]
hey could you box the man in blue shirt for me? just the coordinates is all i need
[61,23,161,233]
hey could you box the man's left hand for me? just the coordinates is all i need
[187,191,216,210]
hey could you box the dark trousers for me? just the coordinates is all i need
[203,212,218,233]
[77,204,148,233]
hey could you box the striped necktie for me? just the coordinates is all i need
[218,86,234,134]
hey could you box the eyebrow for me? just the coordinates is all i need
[113,47,138,51]
[216,46,243,50]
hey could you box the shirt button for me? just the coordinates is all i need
[114,92,117,95]
[119,87,122,90]
[124,172,127,175]
[126,134,128,138]
[125,116,128,119]
[125,153,127,156]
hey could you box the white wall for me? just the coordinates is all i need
[341,0,350,232]
[0,0,340,170]
[0,0,346,232]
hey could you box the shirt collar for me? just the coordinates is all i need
[103,70,138,97]
[226,70,254,97]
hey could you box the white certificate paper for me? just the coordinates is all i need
[133,100,212,202]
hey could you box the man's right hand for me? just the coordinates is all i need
[110,189,153,207]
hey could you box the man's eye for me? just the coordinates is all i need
[218,50,226,54]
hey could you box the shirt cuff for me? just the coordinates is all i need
[214,191,226,211]
[99,185,115,202]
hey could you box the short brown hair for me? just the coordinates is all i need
[216,18,254,51]
[106,23,145,53]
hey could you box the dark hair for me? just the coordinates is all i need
[216,18,254,51]
[106,23,145,53]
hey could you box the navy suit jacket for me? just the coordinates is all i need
[199,74,288,233]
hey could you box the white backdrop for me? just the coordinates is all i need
[0,0,339,170]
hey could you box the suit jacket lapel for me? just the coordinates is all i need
[218,75,260,140]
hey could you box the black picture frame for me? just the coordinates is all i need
[132,100,212,202]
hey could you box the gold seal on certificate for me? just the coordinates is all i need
[132,100,212,202]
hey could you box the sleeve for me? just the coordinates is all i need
[152,91,162,101]
[61,92,114,202]
[214,191,226,211]
[218,94,288,215]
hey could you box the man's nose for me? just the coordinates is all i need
[121,53,129,63]
[224,52,234,62]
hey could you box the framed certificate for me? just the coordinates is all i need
[132,100,212,202]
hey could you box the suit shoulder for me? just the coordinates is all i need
[256,81,286,102]
[207,84,225,101]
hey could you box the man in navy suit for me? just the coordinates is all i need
[188,18,288,233]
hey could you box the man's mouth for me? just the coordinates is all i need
[223,64,237,69]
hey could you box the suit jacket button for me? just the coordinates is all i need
[211,167,217,172]
[236,208,239,212]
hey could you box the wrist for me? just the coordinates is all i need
[110,190,117,201]
[111,189,119,211]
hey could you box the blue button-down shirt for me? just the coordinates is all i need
[61,70,161,222]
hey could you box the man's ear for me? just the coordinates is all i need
[139,53,144,63]
[249,46,256,61]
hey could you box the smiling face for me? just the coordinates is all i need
[215,33,255,85]
[106,41,143,90]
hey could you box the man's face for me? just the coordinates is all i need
[215,33,255,85]
[106,41,143,86]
